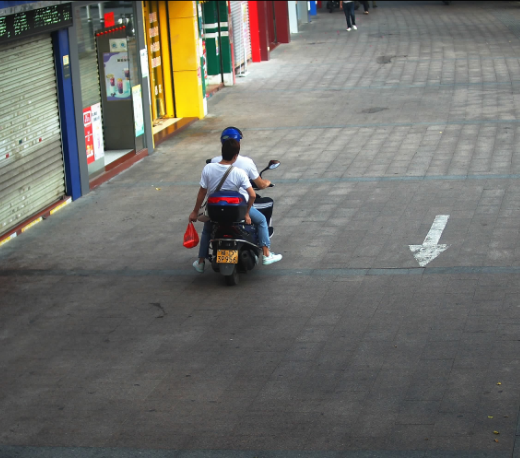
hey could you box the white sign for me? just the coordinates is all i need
[132,85,145,137]
[409,215,450,267]
[140,48,149,79]
[90,103,104,161]
[109,38,127,52]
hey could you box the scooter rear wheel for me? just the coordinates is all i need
[225,266,240,286]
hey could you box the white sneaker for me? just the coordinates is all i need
[263,252,283,266]
[353,25,357,30]
[346,27,351,31]
[192,260,205,273]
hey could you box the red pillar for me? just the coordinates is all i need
[317,1,322,7]
[266,1,275,46]
[249,1,270,62]
[273,1,290,44]
[248,1,261,62]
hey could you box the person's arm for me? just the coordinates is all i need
[189,187,208,222]
[244,186,256,225]
[252,176,271,190]
[248,160,271,189]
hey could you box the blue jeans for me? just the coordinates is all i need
[342,1,355,27]
[198,206,270,259]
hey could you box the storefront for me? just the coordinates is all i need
[72,1,148,185]
[248,1,290,64]
[0,2,79,239]
[231,0,252,73]
[140,1,206,145]
[143,1,178,139]
[0,1,212,245]
[202,1,234,87]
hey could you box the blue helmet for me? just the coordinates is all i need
[221,127,243,143]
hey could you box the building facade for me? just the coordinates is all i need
[0,0,290,245]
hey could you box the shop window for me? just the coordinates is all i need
[74,1,145,179]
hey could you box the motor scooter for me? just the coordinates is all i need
[204,160,280,286]
[326,0,340,12]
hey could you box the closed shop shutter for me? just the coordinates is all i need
[79,50,101,109]
[231,0,252,69]
[0,35,66,236]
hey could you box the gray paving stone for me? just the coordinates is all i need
[4,1,520,456]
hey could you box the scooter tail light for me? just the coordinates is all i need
[208,196,242,204]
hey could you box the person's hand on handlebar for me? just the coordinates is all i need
[252,176,271,189]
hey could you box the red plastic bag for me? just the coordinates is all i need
[183,222,199,249]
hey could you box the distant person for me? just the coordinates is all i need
[372,1,377,7]
[342,0,357,31]
[361,1,369,14]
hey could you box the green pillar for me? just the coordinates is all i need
[218,1,233,85]
[203,1,220,76]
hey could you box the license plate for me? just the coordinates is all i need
[217,249,238,264]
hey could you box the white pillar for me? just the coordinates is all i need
[297,1,309,24]
[288,1,299,33]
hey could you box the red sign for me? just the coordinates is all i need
[104,12,115,28]
[83,107,95,165]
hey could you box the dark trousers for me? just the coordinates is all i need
[361,1,369,12]
[342,2,355,27]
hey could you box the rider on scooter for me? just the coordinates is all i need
[211,127,272,190]
[190,138,283,273]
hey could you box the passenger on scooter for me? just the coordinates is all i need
[211,127,272,190]
[189,139,283,273]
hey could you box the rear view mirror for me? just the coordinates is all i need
[268,160,281,170]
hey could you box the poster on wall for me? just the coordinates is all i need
[140,48,149,79]
[91,103,104,160]
[83,107,95,165]
[83,104,104,163]
[103,52,131,101]
[132,85,145,138]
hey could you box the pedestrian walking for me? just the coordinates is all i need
[342,0,357,31]
[361,1,369,14]
[371,1,377,7]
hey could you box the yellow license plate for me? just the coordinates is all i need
[217,249,238,264]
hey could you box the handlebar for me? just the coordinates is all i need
[252,183,275,191]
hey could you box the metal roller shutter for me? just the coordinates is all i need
[231,1,252,69]
[0,35,66,236]
[79,50,101,109]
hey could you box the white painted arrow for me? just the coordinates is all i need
[409,215,450,267]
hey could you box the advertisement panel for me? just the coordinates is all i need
[90,103,104,160]
[83,107,94,164]
[103,52,131,101]
[132,85,145,137]
[83,104,104,163]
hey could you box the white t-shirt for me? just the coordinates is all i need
[200,163,251,202]
[211,155,260,181]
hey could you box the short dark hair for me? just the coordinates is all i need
[221,138,240,161]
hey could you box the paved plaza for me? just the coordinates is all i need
[3,1,520,456]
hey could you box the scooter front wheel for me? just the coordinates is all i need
[224,266,240,286]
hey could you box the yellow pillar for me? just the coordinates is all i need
[168,1,206,119]
[158,1,174,116]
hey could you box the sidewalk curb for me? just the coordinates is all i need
[0,197,72,248]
